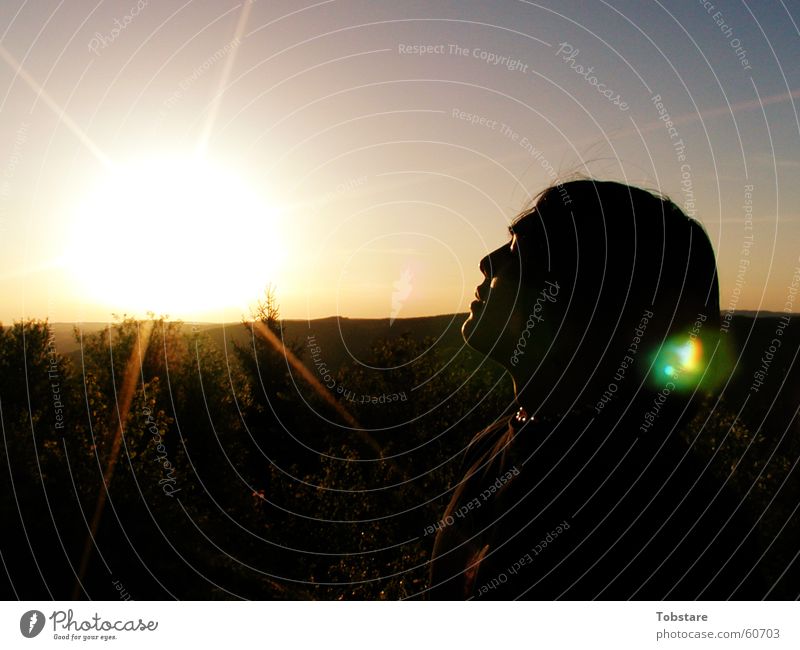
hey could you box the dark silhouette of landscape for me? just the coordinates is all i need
[1,309,798,599]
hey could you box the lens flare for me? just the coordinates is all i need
[652,337,704,388]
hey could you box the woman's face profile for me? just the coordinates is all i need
[462,234,526,362]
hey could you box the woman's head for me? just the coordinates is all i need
[463,179,721,407]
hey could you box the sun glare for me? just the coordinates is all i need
[66,155,284,319]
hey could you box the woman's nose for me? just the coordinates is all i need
[481,245,509,279]
[479,254,491,278]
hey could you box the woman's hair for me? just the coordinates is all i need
[509,178,722,399]
[511,179,719,329]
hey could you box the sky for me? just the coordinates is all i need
[0,0,798,323]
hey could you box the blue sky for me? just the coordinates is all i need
[0,0,797,321]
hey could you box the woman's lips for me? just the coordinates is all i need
[471,285,488,311]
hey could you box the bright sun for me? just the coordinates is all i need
[67,155,284,319]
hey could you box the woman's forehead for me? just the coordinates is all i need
[510,212,555,251]
[510,207,550,237]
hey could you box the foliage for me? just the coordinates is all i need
[0,305,796,599]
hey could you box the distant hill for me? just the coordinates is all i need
[43,312,799,392]
[226,314,471,371]
[47,321,222,360]
[47,315,472,372]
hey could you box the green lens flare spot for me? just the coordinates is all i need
[650,337,705,390]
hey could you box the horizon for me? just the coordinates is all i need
[5,307,798,327]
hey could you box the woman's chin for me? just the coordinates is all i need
[461,312,480,340]
[461,314,490,352]
[461,312,475,342]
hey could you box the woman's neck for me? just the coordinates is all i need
[511,363,639,420]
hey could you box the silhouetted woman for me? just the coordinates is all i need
[428,179,760,599]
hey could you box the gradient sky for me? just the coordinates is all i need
[0,0,798,322]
